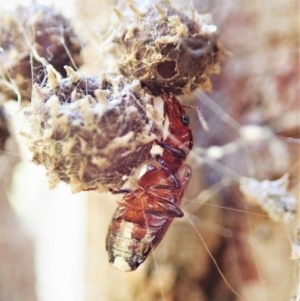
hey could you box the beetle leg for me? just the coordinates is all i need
[83,187,97,191]
[157,141,187,159]
[150,172,181,191]
[145,199,184,218]
[149,162,181,191]
[109,188,133,194]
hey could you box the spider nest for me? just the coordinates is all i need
[107,1,224,95]
[0,4,82,102]
[20,66,162,193]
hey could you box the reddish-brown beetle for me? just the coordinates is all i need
[106,92,194,271]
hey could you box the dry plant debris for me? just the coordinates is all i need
[0,4,82,102]
[0,1,222,193]
[20,66,160,192]
[106,1,224,95]
[240,174,297,223]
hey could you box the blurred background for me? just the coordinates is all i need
[0,0,299,301]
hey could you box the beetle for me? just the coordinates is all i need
[106,92,194,272]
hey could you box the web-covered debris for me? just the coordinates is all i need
[20,66,161,192]
[5,1,223,193]
[0,4,82,102]
[240,174,297,222]
[105,1,224,95]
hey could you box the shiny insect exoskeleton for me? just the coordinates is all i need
[106,92,194,272]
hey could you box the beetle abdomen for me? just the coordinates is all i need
[106,217,167,272]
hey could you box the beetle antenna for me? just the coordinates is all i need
[183,105,209,131]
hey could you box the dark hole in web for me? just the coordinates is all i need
[156,60,177,79]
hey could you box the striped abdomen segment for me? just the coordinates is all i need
[106,214,169,272]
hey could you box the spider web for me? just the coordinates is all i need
[0,0,299,301]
